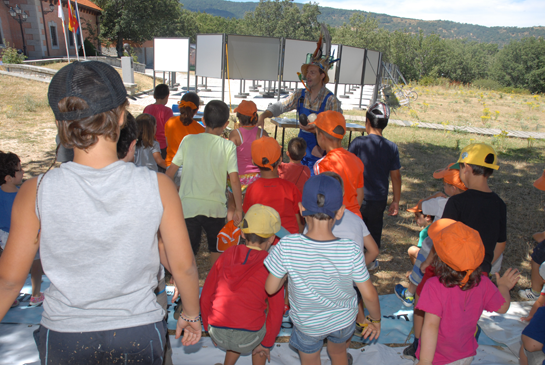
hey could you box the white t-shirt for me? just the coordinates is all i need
[422,196,449,221]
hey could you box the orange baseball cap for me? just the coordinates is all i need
[407,199,423,213]
[433,163,467,191]
[534,170,545,191]
[310,110,346,139]
[428,219,484,285]
[251,137,281,170]
[234,100,257,117]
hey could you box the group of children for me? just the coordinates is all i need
[0,62,543,365]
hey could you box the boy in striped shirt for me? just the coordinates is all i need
[264,175,381,364]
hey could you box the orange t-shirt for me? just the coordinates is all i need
[313,148,364,218]
[165,117,205,166]
[278,162,311,195]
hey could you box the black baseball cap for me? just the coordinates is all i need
[48,61,135,121]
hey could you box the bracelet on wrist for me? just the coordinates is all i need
[366,315,381,323]
[180,311,201,323]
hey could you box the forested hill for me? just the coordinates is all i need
[180,0,545,46]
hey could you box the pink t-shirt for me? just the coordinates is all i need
[143,104,174,150]
[416,276,505,365]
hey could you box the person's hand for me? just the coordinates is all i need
[252,345,271,362]
[521,315,534,322]
[175,317,202,346]
[233,208,243,226]
[171,286,179,303]
[495,268,520,291]
[360,318,381,341]
[388,202,399,216]
[299,123,315,132]
[420,261,429,274]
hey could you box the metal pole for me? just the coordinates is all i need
[359,50,367,109]
[221,34,226,102]
[17,16,27,56]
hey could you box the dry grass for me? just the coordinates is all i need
[390,85,544,132]
[2,74,545,299]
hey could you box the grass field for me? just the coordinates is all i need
[1,74,544,298]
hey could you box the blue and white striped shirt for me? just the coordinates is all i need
[264,234,369,336]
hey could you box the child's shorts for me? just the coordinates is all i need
[409,236,433,286]
[531,240,545,265]
[208,324,266,355]
[523,306,545,344]
[290,322,355,354]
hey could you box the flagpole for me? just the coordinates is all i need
[75,0,86,59]
[73,30,80,61]
[58,0,70,62]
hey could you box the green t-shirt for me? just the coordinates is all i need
[172,133,238,219]
[417,225,430,248]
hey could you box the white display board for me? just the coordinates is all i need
[327,44,339,85]
[338,45,365,85]
[196,34,223,79]
[154,38,190,72]
[363,50,381,85]
[227,35,281,81]
[282,39,317,82]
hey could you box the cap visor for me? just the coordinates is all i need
[432,168,448,179]
[534,173,545,191]
[407,207,421,213]
[275,227,291,239]
[449,163,460,170]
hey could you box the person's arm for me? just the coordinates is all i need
[356,187,364,207]
[228,172,243,226]
[265,273,288,295]
[363,234,379,265]
[0,178,40,321]
[165,163,179,181]
[261,280,285,348]
[533,231,545,243]
[157,174,201,345]
[388,169,401,216]
[494,267,520,314]
[492,242,506,266]
[355,279,381,340]
[153,152,167,170]
[199,256,222,332]
[257,110,273,129]
[228,129,241,146]
[522,295,545,321]
[416,312,440,365]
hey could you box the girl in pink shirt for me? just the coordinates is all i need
[415,219,519,365]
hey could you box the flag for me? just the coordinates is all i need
[75,1,81,35]
[57,0,64,21]
[67,1,78,33]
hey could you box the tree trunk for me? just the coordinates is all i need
[116,32,123,58]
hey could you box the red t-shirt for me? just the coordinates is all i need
[143,104,174,150]
[313,148,364,218]
[243,177,302,237]
[278,162,311,195]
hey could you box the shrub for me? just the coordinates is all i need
[497,87,531,95]
[419,76,438,86]
[0,41,26,64]
[473,79,501,90]
[79,39,99,57]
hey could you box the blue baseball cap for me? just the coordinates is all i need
[302,175,343,218]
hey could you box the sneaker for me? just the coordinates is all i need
[367,260,379,271]
[402,341,417,360]
[11,299,19,308]
[29,293,44,307]
[354,321,367,337]
[519,288,540,301]
[283,304,290,317]
[347,353,353,365]
[394,284,414,307]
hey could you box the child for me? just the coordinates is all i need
[166,100,243,266]
[228,100,269,191]
[407,202,434,264]
[201,204,286,365]
[143,84,173,160]
[278,137,311,194]
[0,61,201,363]
[164,92,203,168]
[312,110,364,219]
[134,113,167,172]
[519,170,545,300]
[519,263,545,365]
[414,219,519,365]
[348,101,402,248]
[116,112,137,162]
[395,163,467,308]
[521,262,545,323]
[405,144,507,359]
[264,175,381,365]
[243,137,303,240]
[0,151,43,307]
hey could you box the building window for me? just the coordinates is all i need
[68,30,81,48]
[49,23,59,49]
[0,18,4,47]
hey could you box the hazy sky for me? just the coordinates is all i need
[228,0,544,28]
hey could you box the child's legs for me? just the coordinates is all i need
[408,246,420,266]
[290,325,325,365]
[531,260,543,293]
[225,350,241,365]
[226,192,235,223]
[31,258,43,297]
[298,351,321,365]
[251,350,268,365]
[522,335,545,365]
[360,200,387,249]
[185,216,204,256]
[327,340,350,365]
[202,217,227,267]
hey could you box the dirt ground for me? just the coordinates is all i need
[1,73,544,300]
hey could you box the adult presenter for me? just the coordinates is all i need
[258,25,342,171]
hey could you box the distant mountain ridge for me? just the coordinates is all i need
[180,0,545,45]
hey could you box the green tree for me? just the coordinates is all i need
[96,0,183,57]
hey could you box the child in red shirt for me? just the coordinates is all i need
[312,111,364,218]
[143,84,173,161]
[278,137,311,194]
[200,204,286,365]
[243,137,303,240]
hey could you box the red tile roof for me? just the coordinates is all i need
[73,0,102,12]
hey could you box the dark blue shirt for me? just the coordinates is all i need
[0,188,17,232]
[348,134,401,201]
